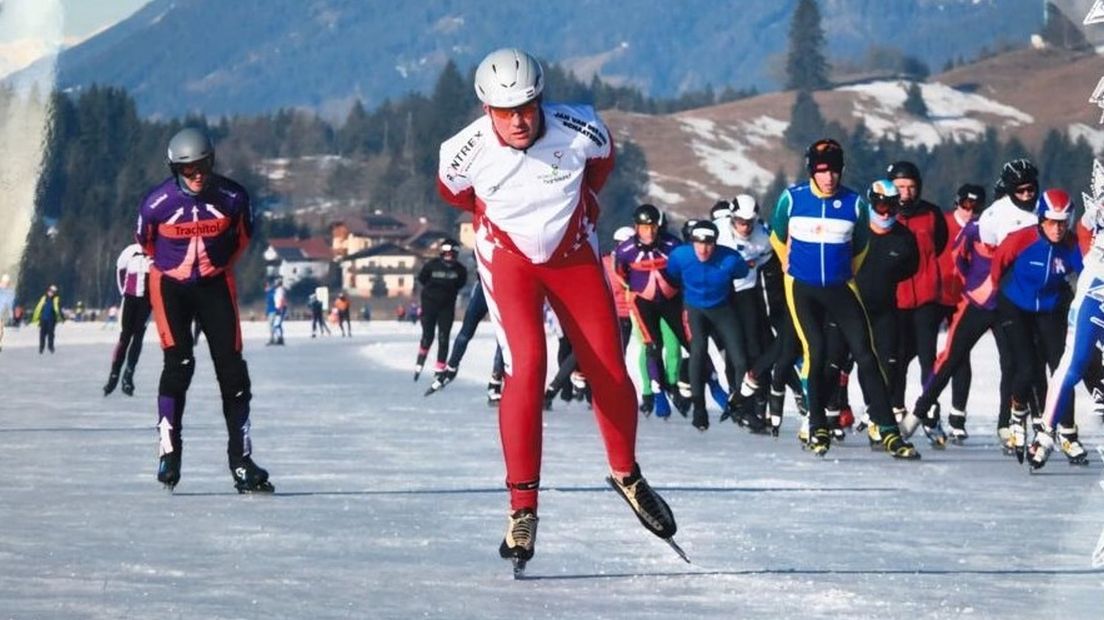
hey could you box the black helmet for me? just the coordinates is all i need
[681,218,700,243]
[886,161,921,183]
[999,158,1039,189]
[1000,159,1039,211]
[954,183,986,210]
[439,238,460,257]
[633,204,662,226]
[710,200,733,221]
[688,220,719,243]
[805,138,844,175]
[887,160,923,200]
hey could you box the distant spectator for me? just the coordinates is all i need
[32,284,62,354]
[0,274,13,351]
[309,294,331,337]
[334,291,352,337]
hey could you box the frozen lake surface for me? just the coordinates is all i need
[1,320,1102,619]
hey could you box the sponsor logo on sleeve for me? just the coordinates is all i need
[446,130,483,182]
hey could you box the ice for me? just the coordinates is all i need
[0,320,1102,618]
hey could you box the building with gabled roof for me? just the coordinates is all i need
[265,237,334,288]
[337,242,420,298]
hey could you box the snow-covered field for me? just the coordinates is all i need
[1,320,1102,619]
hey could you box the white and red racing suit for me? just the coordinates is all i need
[437,103,634,511]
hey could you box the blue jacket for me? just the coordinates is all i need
[666,245,748,309]
[769,182,868,287]
[992,226,1082,313]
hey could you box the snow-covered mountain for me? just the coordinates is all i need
[8,0,1045,117]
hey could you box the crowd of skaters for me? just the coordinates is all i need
[435,138,1102,472]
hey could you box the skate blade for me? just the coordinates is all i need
[424,384,443,397]
[1015,448,1025,464]
[511,557,528,579]
[665,538,691,564]
[236,482,276,494]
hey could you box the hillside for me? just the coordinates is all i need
[604,46,1104,216]
[8,0,1044,118]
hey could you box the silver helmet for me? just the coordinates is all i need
[166,127,214,167]
[474,48,543,108]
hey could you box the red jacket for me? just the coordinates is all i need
[895,200,948,309]
[937,210,968,306]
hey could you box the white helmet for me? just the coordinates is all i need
[732,194,759,220]
[613,226,635,243]
[474,48,544,108]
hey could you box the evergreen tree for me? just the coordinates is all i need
[597,140,649,249]
[903,82,928,118]
[784,90,827,150]
[785,0,830,91]
[761,170,790,224]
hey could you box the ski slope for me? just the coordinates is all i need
[1,320,1102,619]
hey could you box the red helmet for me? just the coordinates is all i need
[1040,189,1072,222]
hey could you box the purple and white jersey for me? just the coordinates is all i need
[136,176,252,283]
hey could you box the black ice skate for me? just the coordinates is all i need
[499,508,538,578]
[157,452,181,490]
[768,389,784,437]
[639,393,655,417]
[881,428,921,460]
[1009,405,1029,463]
[103,372,119,396]
[606,464,687,562]
[424,366,457,396]
[921,420,948,450]
[120,367,135,396]
[807,428,831,457]
[691,408,709,431]
[232,457,274,494]
[487,376,503,407]
[947,410,969,444]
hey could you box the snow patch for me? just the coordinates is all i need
[678,116,784,192]
[647,173,685,205]
[1069,123,1104,155]
[838,81,1034,148]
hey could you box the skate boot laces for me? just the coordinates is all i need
[500,509,538,560]
[609,466,676,538]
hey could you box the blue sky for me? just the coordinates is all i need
[60,0,147,39]
[0,0,147,77]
